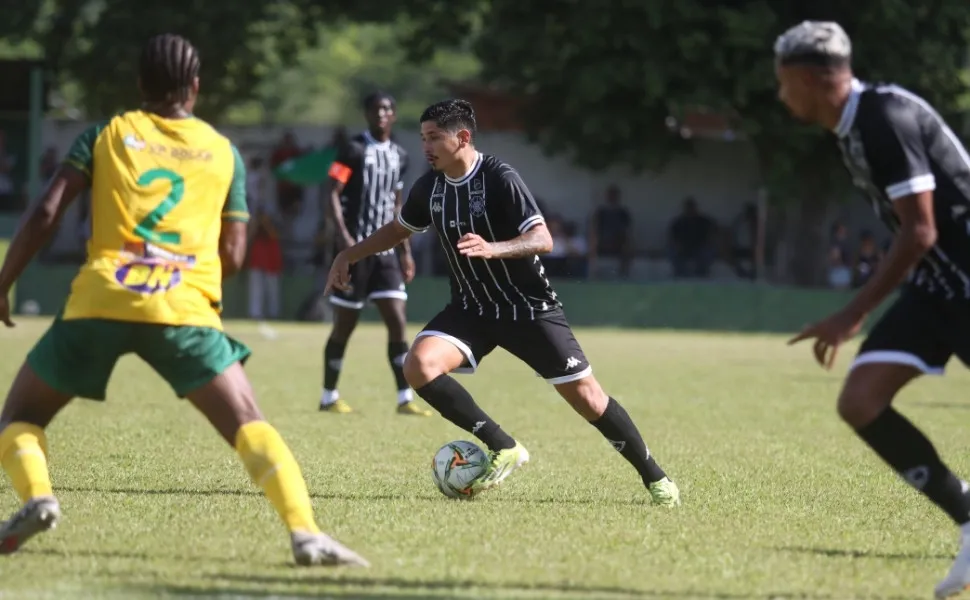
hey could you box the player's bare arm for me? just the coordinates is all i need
[845,191,936,317]
[0,164,87,325]
[395,188,415,282]
[328,179,355,249]
[457,223,553,260]
[220,220,249,279]
[326,221,412,294]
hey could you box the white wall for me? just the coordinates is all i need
[37,119,791,259]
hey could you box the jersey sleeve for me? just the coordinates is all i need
[499,167,545,234]
[328,142,362,186]
[861,95,935,201]
[63,120,109,180]
[222,144,250,222]
[397,177,432,233]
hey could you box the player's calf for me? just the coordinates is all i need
[840,363,970,525]
[556,375,678,504]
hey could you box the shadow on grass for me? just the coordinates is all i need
[777,544,952,561]
[54,485,645,507]
[148,572,924,600]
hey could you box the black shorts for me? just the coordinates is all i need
[854,288,970,375]
[329,253,406,310]
[416,304,592,384]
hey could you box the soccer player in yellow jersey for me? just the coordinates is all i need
[0,34,367,567]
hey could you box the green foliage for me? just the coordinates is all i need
[399,0,970,200]
[225,21,480,127]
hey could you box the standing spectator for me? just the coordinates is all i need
[853,229,883,288]
[0,130,16,211]
[247,156,283,321]
[588,185,634,278]
[827,221,852,289]
[729,202,758,279]
[667,197,717,278]
[270,131,304,217]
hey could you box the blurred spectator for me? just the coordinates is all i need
[270,130,304,217]
[39,146,58,185]
[729,202,758,280]
[668,196,716,278]
[827,221,852,289]
[853,229,883,288]
[0,130,16,211]
[588,185,633,278]
[247,156,283,320]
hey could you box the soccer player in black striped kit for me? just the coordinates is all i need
[321,92,431,416]
[776,21,970,597]
[326,99,680,505]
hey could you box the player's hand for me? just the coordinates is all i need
[457,233,493,259]
[325,252,353,295]
[788,307,865,370]
[400,252,416,284]
[0,294,14,328]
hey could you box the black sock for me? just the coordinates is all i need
[415,375,516,452]
[388,341,410,394]
[592,398,667,485]
[323,338,347,392]
[857,407,970,525]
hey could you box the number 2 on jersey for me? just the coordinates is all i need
[134,168,183,244]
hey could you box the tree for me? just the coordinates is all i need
[399,1,970,284]
[2,0,406,121]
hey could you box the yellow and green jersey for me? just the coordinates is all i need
[61,110,249,330]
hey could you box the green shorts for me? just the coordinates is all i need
[27,316,252,400]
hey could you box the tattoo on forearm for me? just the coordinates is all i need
[490,229,548,259]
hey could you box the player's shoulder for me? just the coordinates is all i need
[409,168,439,194]
[860,81,936,126]
[480,154,516,177]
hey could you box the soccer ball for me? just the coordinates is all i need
[432,440,490,499]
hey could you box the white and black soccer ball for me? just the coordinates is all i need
[432,440,489,499]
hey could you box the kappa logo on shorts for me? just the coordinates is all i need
[115,259,182,294]
[565,356,581,370]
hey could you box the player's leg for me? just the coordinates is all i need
[321,257,369,412]
[403,307,516,452]
[369,255,430,415]
[140,325,367,566]
[0,317,124,553]
[500,310,680,506]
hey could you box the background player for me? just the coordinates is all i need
[321,91,429,416]
[775,21,970,598]
[0,34,367,567]
[326,99,680,507]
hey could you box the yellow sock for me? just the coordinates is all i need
[235,421,320,534]
[0,422,53,503]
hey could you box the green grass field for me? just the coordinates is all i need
[0,319,967,599]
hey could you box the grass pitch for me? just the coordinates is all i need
[0,318,966,599]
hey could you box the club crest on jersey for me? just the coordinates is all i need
[115,259,182,294]
[469,196,487,217]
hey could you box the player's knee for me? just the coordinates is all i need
[837,377,890,428]
[403,349,446,389]
[555,375,608,421]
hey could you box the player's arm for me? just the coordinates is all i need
[221,145,251,279]
[843,98,937,319]
[327,149,357,250]
[464,168,552,260]
[0,164,88,295]
[340,177,431,264]
[394,149,412,259]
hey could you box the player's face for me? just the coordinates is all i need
[420,121,466,171]
[366,98,396,134]
[776,64,815,123]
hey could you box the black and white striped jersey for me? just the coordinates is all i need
[329,131,408,255]
[835,78,970,301]
[398,153,560,320]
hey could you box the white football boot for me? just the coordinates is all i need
[0,496,61,554]
[291,531,370,567]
